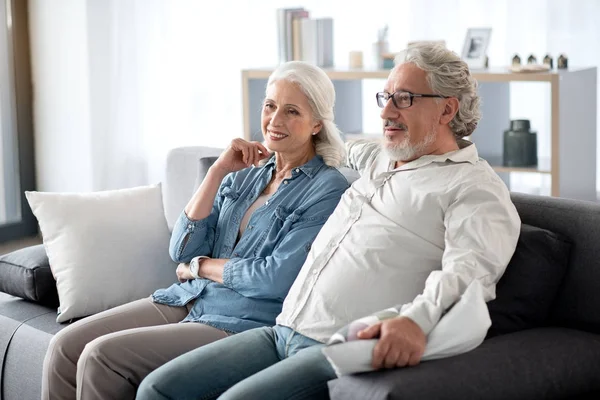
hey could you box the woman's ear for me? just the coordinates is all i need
[312,121,323,135]
[440,98,459,125]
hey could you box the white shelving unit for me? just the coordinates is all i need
[241,67,597,201]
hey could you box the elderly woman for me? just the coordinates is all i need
[41,61,349,400]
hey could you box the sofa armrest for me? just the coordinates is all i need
[328,328,600,400]
[0,244,57,306]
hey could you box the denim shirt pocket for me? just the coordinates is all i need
[220,185,240,201]
[254,205,302,255]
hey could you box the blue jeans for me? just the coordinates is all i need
[136,325,337,400]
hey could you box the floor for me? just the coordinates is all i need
[0,235,42,255]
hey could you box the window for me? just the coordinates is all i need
[0,0,36,243]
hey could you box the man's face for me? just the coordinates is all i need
[380,63,444,162]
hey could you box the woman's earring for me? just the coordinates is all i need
[312,132,318,136]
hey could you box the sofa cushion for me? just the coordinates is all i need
[0,245,58,306]
[486,223,571,338]
[328,328,600,400]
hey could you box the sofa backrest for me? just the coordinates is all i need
[511,193,600,334]
[164,146,223,230]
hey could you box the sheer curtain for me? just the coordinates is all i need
[60,0,600,192]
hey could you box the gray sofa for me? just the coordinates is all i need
[1,146,600,400]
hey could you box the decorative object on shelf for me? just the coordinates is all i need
[512,54,521,67]
[527,54,537,64]
[485,55,489,68]
[543,54,553,69]
[382,53,396,69]
[461,27,492,69]
[373,25,389,69]
[349,51,363,69]
[503,119,538,167]
[557,54,568,69]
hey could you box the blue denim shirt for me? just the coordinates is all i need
[152,154,349,333]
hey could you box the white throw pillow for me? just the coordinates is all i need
[25,184,177,323]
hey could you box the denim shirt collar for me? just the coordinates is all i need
[263,153,325,179]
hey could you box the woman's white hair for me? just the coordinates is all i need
[266,61,346,167]
[394,42,481,139]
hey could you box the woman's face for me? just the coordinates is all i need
[261,80,321,157]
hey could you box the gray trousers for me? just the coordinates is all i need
[41,297,228,400]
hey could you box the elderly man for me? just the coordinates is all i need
[136,42,521,400]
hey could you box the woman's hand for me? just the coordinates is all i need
[212,139,270,174]
[176,263,193,283]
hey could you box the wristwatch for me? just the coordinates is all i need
[189,256,202,279]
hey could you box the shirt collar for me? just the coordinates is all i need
[391,140,479,171]
[264,153,325,178]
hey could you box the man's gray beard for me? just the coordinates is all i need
[382,129,437,162]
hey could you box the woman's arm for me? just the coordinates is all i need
[168,172,229,263]
[184,166,228,220]
[169,140,270,263]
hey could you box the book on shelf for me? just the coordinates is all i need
[277,8,309,63]
[316,18,333,68]
[276,8,334,68]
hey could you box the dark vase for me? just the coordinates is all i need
[503,120,538,167]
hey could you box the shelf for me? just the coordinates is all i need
[242,66,597,201]
[243,67,594,83]
[481,155,552,174]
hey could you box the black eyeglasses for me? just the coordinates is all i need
[376,91,449,109]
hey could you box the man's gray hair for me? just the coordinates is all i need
[394,42,481,138]
[267,61,346,167]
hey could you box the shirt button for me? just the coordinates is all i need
[265,200,269,205]
[295,168,300,173]
[329,241,337,248]
[188,224,193,229]
[312,269,318,274]
[284,181,289,184]
[248,225,252,230]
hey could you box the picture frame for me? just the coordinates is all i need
[461,28,492,69]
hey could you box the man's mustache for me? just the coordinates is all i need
[384,120,408,130]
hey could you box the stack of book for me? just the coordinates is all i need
[276,7,333,68]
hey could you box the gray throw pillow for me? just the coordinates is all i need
[486,224,572,338]
[0,244,58,306]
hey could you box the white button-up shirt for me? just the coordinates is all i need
[276,139,521,343]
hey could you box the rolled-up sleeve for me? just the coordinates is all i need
[221,181,348,301]
[398,179,521,335]
[169,174,233,263]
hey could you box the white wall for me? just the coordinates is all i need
[28,0,600,194]
[29,0,93,192]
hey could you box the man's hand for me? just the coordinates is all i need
[357,316,426,369]
[176,263,193,283]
